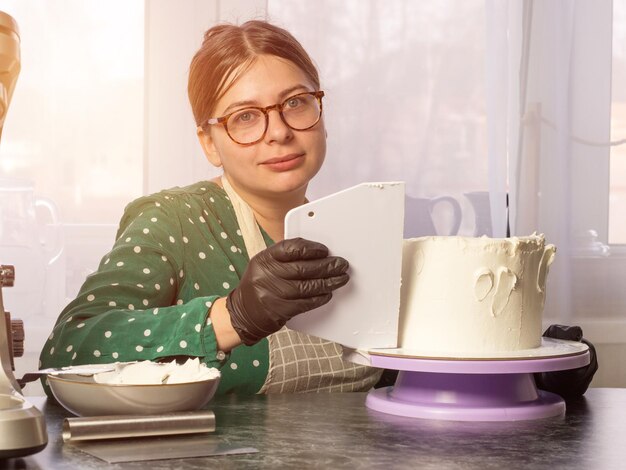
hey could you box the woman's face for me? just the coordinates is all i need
[199,55,326,199]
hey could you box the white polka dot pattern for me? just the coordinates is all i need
[39,182,271,394]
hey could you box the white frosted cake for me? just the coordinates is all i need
[398,234,556,355]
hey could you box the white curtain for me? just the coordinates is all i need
[512,0,625,386]
[0,0,145,395]
[489,0,626,358]
[269,0,494,238]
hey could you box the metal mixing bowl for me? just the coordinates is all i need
[47,370,220,417]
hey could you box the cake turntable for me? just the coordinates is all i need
[360,338,590,422]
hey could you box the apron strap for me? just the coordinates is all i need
[220,175,268,258]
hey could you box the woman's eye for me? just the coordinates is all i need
[233,110,259,124]
[286,97,302,108]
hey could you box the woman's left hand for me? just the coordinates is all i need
[226,237,350,346]
[534,324,599,399]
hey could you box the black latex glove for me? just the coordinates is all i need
[534,324,598,400]
[226,237,350,346]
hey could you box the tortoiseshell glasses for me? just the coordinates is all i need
[204,91,324,146]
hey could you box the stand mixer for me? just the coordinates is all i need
[0,11,48,458]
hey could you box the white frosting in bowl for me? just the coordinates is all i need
[93,358,220,385]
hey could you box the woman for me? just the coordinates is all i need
[40,20,382,395]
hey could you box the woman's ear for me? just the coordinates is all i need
[197,127,222,167]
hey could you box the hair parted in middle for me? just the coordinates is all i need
[188,20,320,130]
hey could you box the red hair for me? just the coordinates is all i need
[188,20,320,128]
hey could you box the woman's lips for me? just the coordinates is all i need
[260,153,304,172]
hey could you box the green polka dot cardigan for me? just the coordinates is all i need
[40,181,271,395]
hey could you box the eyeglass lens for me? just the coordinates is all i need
[226,93,321,144]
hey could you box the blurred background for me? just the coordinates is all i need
[0,0,624,394]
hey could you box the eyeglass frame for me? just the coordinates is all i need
[202,90,325,146]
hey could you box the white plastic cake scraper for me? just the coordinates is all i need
[284,182,405,350]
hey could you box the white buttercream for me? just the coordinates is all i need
[399,234,556,354]
[93,358,220,385]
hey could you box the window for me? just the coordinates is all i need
[609,0,626,244]
[0,0,144,396]
[0,0,144,224]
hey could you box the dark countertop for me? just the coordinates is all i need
[4,388,626,469]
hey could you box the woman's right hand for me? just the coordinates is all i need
[225,237,350,345]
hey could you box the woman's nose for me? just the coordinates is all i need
[264,109,293,144]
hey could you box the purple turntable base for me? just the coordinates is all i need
[366,350,590,422]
